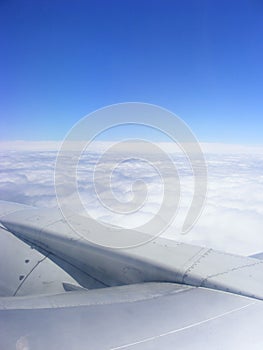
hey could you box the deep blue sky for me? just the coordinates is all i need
[1,0,263,143]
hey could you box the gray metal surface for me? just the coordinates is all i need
[1,201,263,300]
[0,283,262,350]
[1,201,263,349]
[0,201,83,296]
[0,225,79,297]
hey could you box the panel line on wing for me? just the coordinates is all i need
[13,255,49,296]
[109,302,256,350]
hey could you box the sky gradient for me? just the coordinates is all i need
[1,0,263,143]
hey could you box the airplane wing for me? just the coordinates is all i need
[0,200,263,349]
[1,281,263,350]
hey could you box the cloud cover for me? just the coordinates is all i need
[1,142,263,256]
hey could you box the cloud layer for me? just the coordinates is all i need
[1,142,263,256]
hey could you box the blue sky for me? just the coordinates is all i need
[1,0,263,143]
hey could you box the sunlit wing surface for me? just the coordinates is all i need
[0,200,263,349]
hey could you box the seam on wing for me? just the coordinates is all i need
[109,302,256,350]
[13,255,49,296]
[0,206,35,219]
[1,285,194,310]
[200,260,263,287]
[182,248,212,282]
[5,229,110,289]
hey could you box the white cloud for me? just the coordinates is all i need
[1,142,263,256]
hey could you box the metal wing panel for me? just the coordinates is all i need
[0,225,79,297]
[1,201,263,349]
[2,202,263,300]
[0,283,262,350]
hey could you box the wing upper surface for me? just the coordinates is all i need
[1,201,263,349]
[1,201,263,300]
[0,282,262,349]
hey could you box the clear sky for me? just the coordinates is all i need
[1,0,263,143]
